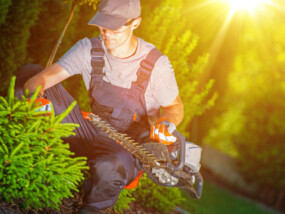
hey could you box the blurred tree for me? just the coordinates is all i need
[0,0,99,96]
[27,0,75,66]
[0,0,12,25]
[0,0,46,95]
[182,0,245,144]
[137,0,217,137]
[204,3,285,189]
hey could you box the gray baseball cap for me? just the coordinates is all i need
[88,0,141,30]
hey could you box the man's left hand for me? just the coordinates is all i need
[150,119,177,145]
[34,97,52,115]
[28,95,52,116]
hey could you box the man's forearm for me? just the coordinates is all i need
[23,63,70,95]
[24,74,46,95]
[149,95,184,145]
[158,95,184,126]
[160,102,184,126]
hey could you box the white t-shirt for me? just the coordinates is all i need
[57,37,179,120]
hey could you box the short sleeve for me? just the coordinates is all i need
[150,55,179,107]
[57,38,92,76]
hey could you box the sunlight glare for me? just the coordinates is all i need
[225,0,271,14]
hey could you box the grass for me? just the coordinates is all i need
[179,180,275,214]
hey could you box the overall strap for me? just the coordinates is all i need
[131,47,163,94]
[89,37,105,81]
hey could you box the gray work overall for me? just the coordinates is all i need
[15,37,162,212]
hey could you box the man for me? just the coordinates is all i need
[21,0,184,213]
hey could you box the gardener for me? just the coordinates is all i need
[18,0,184,213]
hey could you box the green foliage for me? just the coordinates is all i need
[137,0,217,137]
[0,0,12,25]
[113,188,136,214]
[0,0,100,95]
[0,0,46,95]
[64,0,99,9]
[204,11,285,189]
[132,175,185,213]
[0,77,88,210]
[181,181,272,214]
[27,0,74,66]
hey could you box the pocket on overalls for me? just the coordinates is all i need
[91,97,113,115]
[110,108,134,131]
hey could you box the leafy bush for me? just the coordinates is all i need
[113,188,136,214]
[132,175,185,213]
[0,77,88,210]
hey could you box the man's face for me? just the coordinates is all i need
[98,18,139,50]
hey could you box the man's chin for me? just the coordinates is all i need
[103,41,116,49]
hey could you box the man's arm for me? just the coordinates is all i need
[24,63,70,95]
[159,95,184,126]
[150,95,184,144]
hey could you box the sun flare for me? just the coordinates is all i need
[225,0,271,14]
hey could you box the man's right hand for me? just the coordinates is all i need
[150,118,177,145]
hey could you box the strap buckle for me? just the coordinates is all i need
[140,59,153,71]
[91,48,104,57]
[91,59,105,67]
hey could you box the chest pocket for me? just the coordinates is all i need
[109,108,134,131]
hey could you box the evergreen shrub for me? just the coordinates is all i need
[0,77,88,210]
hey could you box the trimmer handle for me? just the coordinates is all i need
[171,130,185,170]
[172,130,203,199]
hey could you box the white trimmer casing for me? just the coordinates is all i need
[185,142,202,173]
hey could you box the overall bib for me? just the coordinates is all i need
[88,37,162,138]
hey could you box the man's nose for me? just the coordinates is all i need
[102,29,112,36]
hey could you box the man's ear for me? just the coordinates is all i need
[132,17,142,30]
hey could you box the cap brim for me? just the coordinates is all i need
[88,12,128,30]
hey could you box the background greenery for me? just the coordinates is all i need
[181,181,275,214]
[0,0,284,212]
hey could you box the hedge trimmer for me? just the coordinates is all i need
[89,113,203,199]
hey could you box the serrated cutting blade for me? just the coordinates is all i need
[89,113,159,167]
